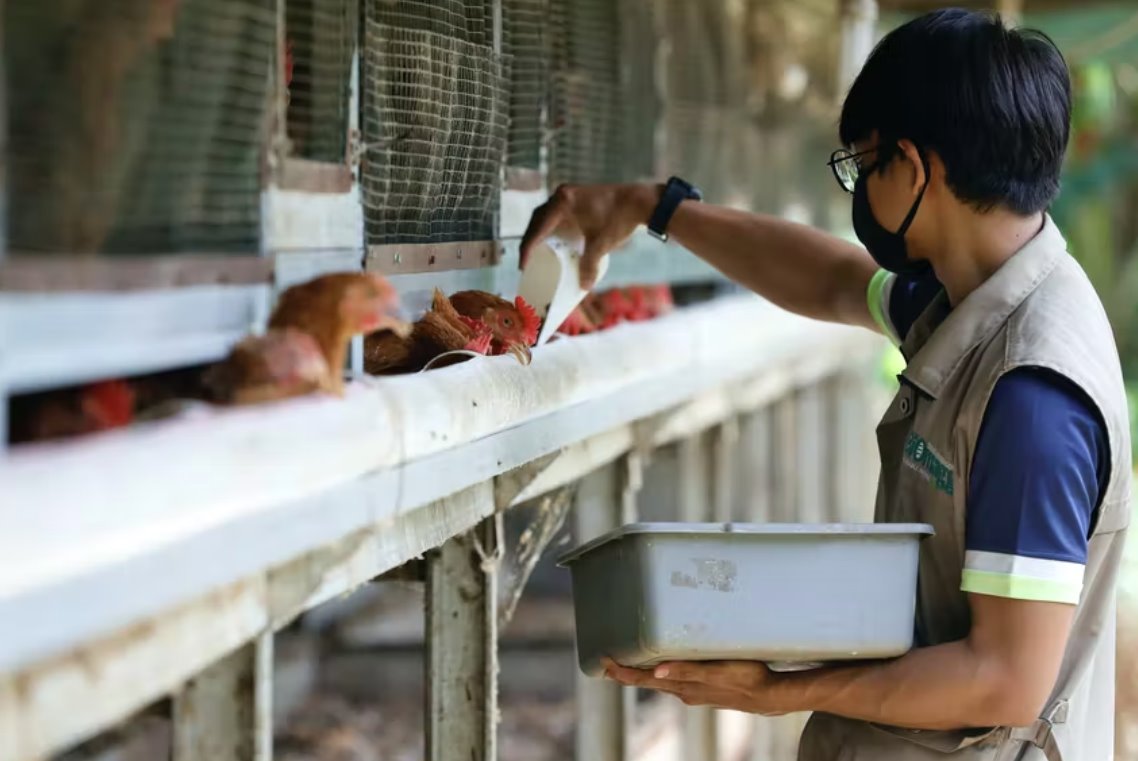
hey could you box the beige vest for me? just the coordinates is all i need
[799,217,1132,761]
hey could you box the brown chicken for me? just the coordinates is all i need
[364,288,491,374]
[9,379,136,445]
[448,290,540,364]
[206,272,408,404]
[364,289,540,374]
[202,328,333,406]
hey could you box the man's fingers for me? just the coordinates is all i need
[519,187,570,270]
[603,660,678,691]
[653,660,763,689]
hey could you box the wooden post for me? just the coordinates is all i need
[712,419,740,524]
[678,434,719,761]
[0,0,6,265]
[0,0,7,453]
[794,385,824,523]
[426,517,499,761]
[738,410,774,761]
[998,0,1023,26]
[769,395,811,761]
[825,371,872,523]
[838,0,878,101]
[771,396,797,522]
[575,464,635,761]
[173,634,273,761]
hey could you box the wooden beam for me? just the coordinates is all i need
[0,300,884,760]
[425,514,500,761]
[0,283,270,395]
[0,579,267,761]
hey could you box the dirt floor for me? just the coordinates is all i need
[276,693,576,761]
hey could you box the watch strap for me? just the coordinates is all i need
[647,176,702,242]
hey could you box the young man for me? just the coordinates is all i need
[520,9,1130,760]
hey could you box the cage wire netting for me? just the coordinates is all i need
[502,0,548,171]
[659,0,754,207]
[548,0,660,188]
[285,0,357,164]
[548,0,620,186]
[361,0,508,245]
[5,0,275,255]
[618,0,662,183]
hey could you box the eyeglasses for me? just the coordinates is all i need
[827,148,877,194]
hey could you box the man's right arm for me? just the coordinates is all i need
[519,183,882,334]
[666,192,880,330]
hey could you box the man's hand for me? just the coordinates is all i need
[602,657,788,716]
[518,181,881,332]
[520,183,659,290]
[598,593,1075,730]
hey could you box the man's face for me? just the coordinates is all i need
[854,133,934,249]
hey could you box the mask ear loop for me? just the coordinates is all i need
[896,147,931,236]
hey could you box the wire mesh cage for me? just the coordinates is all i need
[284,0,358,164]
[548,0,660,188]
[367,0,496,47]
[5,0,276,256]
[618,0,662,183]
[658,0,754,206]
[548,0,620,186]
[361,0,508,245]
[503,0,548,171]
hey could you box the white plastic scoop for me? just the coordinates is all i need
[517,236,610,347]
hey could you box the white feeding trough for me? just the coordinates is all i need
[518,237,610,347]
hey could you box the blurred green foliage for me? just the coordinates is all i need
[1053,57,1138,459]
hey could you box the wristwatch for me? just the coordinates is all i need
[647,176,703,242]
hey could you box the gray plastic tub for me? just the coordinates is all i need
[557,522,934,676]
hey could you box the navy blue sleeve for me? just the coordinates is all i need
[886,271,943,342]
[960,367,1108,603]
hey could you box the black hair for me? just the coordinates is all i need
[839,8,1071,215]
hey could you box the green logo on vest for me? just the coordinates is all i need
[903,432,955,495]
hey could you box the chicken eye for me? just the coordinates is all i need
[503,317,513,327]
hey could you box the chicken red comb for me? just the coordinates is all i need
[514,296,541,345]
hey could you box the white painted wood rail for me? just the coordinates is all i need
[0,295,887,761]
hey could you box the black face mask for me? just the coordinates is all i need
[852,151,932,277]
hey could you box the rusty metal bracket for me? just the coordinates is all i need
[365,240,501,275]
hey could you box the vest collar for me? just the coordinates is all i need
[900,214,1067,399]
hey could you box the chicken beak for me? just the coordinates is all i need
[506,341,533,366]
